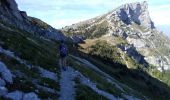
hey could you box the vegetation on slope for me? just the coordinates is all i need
[82,40,138,69]
[72,40,170,100]
[0,21,60,99]
[28,17,50,29]
[63,20,109,39]
[147,65,170,86]
[75,84,107,100]
[71,53,170,100]
[0,23,59,72]
[69,57,123,98]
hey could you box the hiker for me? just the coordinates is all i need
[59,40,68,71]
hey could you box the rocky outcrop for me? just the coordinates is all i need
[0,0,66,41]
[5,91,24,100]
[0,0,23,20]
[115,1,154,29]
[118,44,148,66]
[0,87,8,96]
[0,78,6,86]
[38,67,58,82]
[4,91,40,100]
[23,92,40,100]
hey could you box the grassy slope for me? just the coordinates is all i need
[73,40,170,100]
[74,77,108,100]
[62,20,109,39]
[0,21,60,99]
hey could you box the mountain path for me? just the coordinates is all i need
[59,67,76,100]
[58,66,124,100]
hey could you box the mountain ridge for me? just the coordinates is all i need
[62,1,170,72]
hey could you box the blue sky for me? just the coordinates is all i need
[15,0,170,36]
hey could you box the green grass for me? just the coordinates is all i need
[88,40,125,64]
[62,20,109,39]
[0,53,40,79]
[0,21,61,99]
[75,84,108,100]
[0,24,60,73]
[0,52,59,99]
[72,49,170,100]
[37,90,59,99]
[147,66,170,86]
[38,77,60,91]
[7,77,36,92]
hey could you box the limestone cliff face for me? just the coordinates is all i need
[0,0,65,41]
[115,1,154,29]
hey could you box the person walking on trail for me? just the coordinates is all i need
[59,40,68,71]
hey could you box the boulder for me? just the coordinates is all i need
[0,78,6,86]
[20,11,27,19]
[0,61,13,84]
[23,92,40,100]
[0,86,8,96]
[38,67,57,82]
[5,91,23,100]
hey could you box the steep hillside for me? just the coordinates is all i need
[1,0,170,100]
[62,1,170,86]
[0,20,60,99]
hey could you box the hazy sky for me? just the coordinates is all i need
[15,0,170,36]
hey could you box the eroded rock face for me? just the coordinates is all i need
[0,0,23,20]
[116,1,154,28]
[119,44,148,66]
[0,0,66,41]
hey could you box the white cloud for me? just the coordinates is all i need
[149,4,170,26]
[150,12,170,26]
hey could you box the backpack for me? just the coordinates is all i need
[60,44,68,57]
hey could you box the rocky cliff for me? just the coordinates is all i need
[115,1,154,28]
[0,0,65,41]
